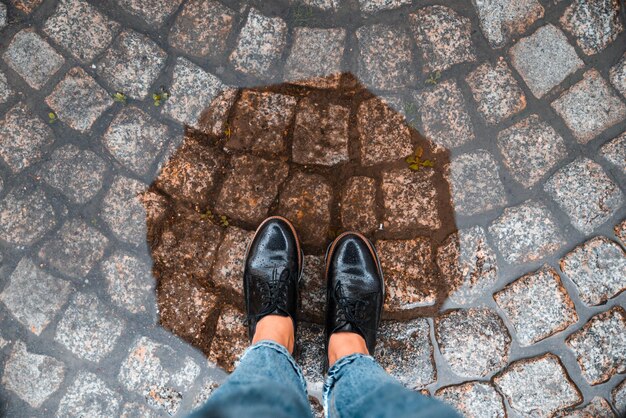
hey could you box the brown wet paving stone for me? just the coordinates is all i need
[544,158,624,234]
[357,96,413,166]
[436,226,498,306]
[284,28,346,88]
[381,168,441,233]
[375,318,436,390]
[9,0,42,14]
[155,137,225,206]
[292,97,350,166]
[465,57,527,125]
[414,79,475,151]
[208,305,248,372]
[46,67,113,133]
[560,236,626,306]
[216,154,289,224]
[43,0,120,63]
[299,255,325,322]
[40,144,107,205]
[227,90,297,156]
[494,353,582,417]
[168,0,236,60]
[600,131,626,175]
[340,176,377,235]
[115,0,183,27]
[2,29,64,90]
[278,172,332,247]
[101,251,155,314]
[96,29,167,100]
[471,0,544,48]
[101,176,147,246]
[566,306,626,386]
[616,219,626,246]
[496,114,568,189]
[38,218,109,279]
[211,226,254,297]
[409,5,476,74]
[554,397,615,418]
[0,103,54,173]
[494,265,578,346]
[435,308,510,378]
[560,0,624,56]
[198,88,238,138]
[610,52,626,98]
[435,381,506,418]
[0,186,57,246]
[140,190,169,243]
[551,69,626,144]
[295,322,325,393]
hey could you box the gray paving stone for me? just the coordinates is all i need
[216,154,288,224]
[101,251,154,314]
[376,318,435,389]
[169,0,236,60]
[162,57,227,129]
[567,307,626,385]
[0,3,6,29]
[435,381,506,418]
[472,0,544,48]
[0,258,71,335]
[496,114,567,188]
[560,0,624,56]
[613,379,626,415]
[292,97,350,166]
[610,52,626,98]
[488,200,564,264]
[509,24,583,98]
[97,30,166,100]
[561,237,626,306]
[212,227,254,296]
[284,27,345,88]
[227,90,297,156]
[435,308,510,378]
[465,57,527,125]
[436,226,498,306]
[0,103,54,173]
[544,158,624,234]
[551,69,626,143]
[116,0,183,27]
[409,5,476,74]
[57,371,122,418]
[356,23,414,91]
[55,293,125,362]
[38,218,108,279]
[0,335,8,349]
[378,238,437,311]
[381,168,441,233]
[414,79,475,151]
[191,378,219,412]
[600,131,626,175]
[296,322,325,393]
[40,144,107,205]
[44,0,120,63]
[228,8,287,79]
[494,353,582,417]
[101,176,147,246]
[340,176,377,235]
[46,67,113,133]
[2,29,64,90]
[494,265,578,346]
[554,397,615,418]
[0,69,13,104]
[120,402,158,418]
[299,255,325,322]
[208,306,247,373]
[358,0,411,13]
[292,0,339,11]
[446,150,507,216]
[1,341,65,408]
[104,107,170,177]
[0,186,57,246]
[357,96,413,166]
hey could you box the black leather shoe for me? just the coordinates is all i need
[325,232,385,359]
[244,216,303,344]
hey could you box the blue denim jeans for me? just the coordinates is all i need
[190,340,460,418]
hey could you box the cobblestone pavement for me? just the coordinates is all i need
[0,0,625,417]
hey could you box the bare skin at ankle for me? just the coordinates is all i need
[252,315,295,353]
[328,332,369,367]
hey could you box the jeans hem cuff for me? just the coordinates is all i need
[244,340,309,395]
[322,353,374,418]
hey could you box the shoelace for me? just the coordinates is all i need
[333,281,376,331]
[245,268,290,325]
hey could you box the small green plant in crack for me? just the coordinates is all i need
[425,70,441,85]
[402,102,418,124]
[219,215,229,228]
[112,91,127,104]
[405,147,434,171]
[153,86,170,107]
[48,112,57,124]
[223,122,232,141]
[200,209,215,221]
[291,5,316,25]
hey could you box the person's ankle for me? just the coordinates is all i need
[252,314,295,353]
[328,332,369,367]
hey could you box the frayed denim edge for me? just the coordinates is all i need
[322,353,375,418]
[242,340,309,397]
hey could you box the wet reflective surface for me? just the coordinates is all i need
[0,0,625,417]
